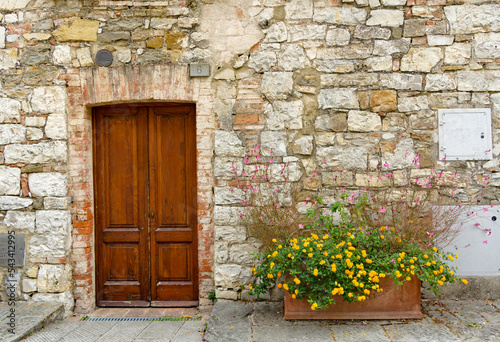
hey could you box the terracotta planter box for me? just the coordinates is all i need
[284,276,423,320]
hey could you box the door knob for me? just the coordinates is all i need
[151,211,155,218]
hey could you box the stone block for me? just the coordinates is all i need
[457,70,500,91]
[0,0,30,10]
[326,28,350,46]
[0,124,26,144]
[37,264,72,293]
[266,101,303,130]
[45,114,67,140]
[0,98,21,123]
[248,51,277,73]
[425,73,457,91]
[260,72,293,100]
[76,47,93,67]
[373,38,411,56]
[214,187,245,205]
[229,242,261,264]
[278,44,309,71]
[214,206,243,226]
[364,56,392,71]
[316,45,372,59]
[53,19,99,42]
[317,145,368,170]
[28,173,68,197]
[285,0,313,19]
[98,31,130,43]
[214,264,253,288]
[348,110,382,132]
[382,138,416,169]
[321,73,380,88]
[268,162,302,182]
[214,131,245,157]
[353,25,392,40]
[43,197,71,210]
[313,7,368,25]
[370,90,397,112]
[400,47,443,72]
[146,37,163,49]
[3,211,35,232]
[115,48,132,63]
[366,10,404,27]
[288,24,326,41]
[318,88,359,110]
[427,35,454,46]
[31,210,71,259]
[165,33,187,50]
[261,131,287,156]
[32,291,74,316]
[380,73,423,91]
[323,171,354,186]
[215,225,247,241]
[444,43,471,65]
[313,60,355,73]
[0,196,32,210]
[214,68,235,81]
[25,116,46,127]
[20,45,51,66]
[27,127,43,141]
[264,22,287,43]
[381,0,406,5]
[475,33,500,59]
[383,113,407,132]
[315,113,347,132]
[215,289,238,300]
[445,5,500,34]
[293,136,314,155]
[22,278,37,293]
[105,18,143,31]
[214,157,243,178]
[52,45,72,65]
[355,173,392,187]
[150,18,176,30]
[30,86,66,114]
[0,165,20,195]
[0,48,18,69]
[398,96,429,112]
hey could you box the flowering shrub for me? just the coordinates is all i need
[249,200,467,311]
[242,151,492,311]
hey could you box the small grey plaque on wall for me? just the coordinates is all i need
[438,108,492,161]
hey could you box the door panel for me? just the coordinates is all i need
[94,103,197,307]
[149,105,198,304]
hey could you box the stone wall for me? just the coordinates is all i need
[0,0,499,312]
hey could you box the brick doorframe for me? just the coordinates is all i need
[63,64,215,313]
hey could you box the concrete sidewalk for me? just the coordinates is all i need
[10,298,500,341]
[204,300,500,342]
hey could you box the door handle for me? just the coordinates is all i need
[151,211,154,218]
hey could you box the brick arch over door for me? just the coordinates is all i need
[65,64,215,313]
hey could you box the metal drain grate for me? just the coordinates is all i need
[83,316,200,322]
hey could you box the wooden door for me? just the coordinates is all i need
[93,103,198,307]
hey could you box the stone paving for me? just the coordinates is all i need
[204,300,500,342]
[0,302,63,342]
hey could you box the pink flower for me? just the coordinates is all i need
[313,171,317,176]
[426,242,432,246]
[298,224,304,229]
[306,197,310,201]
[483,240,488,244]
[379,208,386,213]
[483,208,489,213]
[307,179,311,183]
[238,211,243,217]
[276,204,280,209]
[269,158,273,163]
[474,223,480,227]
[322,160,326,164]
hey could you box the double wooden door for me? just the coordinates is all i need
[93,103,198,307]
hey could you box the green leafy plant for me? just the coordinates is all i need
[208,290,217,302]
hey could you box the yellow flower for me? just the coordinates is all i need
[323,234,329,240]
[462,279,468,285]
[283,283,289,291]
[308,253,313,258]
[380,226,386,231]
[292,294,296,299]
[288,253,292,258]
[331,264,337,272]
[348,293,353,298]
[278,283,282,289]
[278,245,282,249]
[270,262,275,269]
[426,262,431,267]
[438,280,444,285]
[406,276,411,281]
[268,274,274,279]
[313,269,319,276]
[410,259,414,264]
[380,235,385,239]
[448,254,454,261]
[295,289,299,295]
[294,278,301,285]
[433,247,438,252]
[278,271,282,277]
[424,254,428,259]
[323,251,328,256]
[272,251,278,257]
[365,259,373,264]
[319,260,326,265]
[272,238,277,243]
[249,284,253,290]
[364,289,370,295]
[311,303,318,311]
